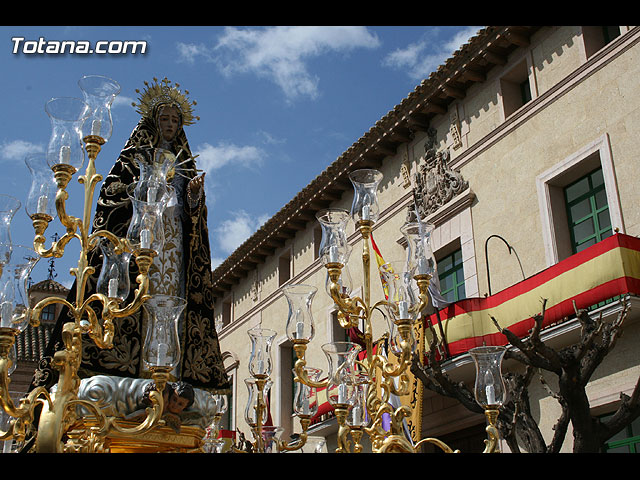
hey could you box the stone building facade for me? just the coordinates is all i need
[211,26,640,453]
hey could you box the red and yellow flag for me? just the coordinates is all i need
[370,233,389,299]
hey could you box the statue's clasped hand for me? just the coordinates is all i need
[187,173,205,207]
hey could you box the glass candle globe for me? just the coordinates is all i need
[316,209,350,267]
[325,259,353,298]
[259,425,284,453]
[141,295,186,370]
[284,284,317,343]
[469,346,508,408]
[126,184,165,252]
[78,75,121,141]
[322,341,361,407]
[248,327,277,378]
[45,97,90,170]
[379,261,419,322]
[95,238,131,302]
[292,367,322,417]
[0,195,21,266]
[213,393,228,417]
[0,244,40,332]
[349,169,383,224]
[25,154,58,221]
[244,377,272,427]
[133,148,176,204]
[400,221,436,276]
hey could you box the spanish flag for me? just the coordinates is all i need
[425,233,640,358]
[371,233,389,300]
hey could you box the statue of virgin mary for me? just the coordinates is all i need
[33,78,230,395]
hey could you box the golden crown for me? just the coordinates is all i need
[132,77,199,126]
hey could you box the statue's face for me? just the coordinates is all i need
[157,105,181,142]
[167,391,190,414]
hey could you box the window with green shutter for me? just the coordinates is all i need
[564,167,612,254]
[601,413,640,453]
[438,249,465,303]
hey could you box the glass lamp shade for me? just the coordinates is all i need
[133,148,176,204]
[469,346,508,408]
[141,295,186,370]
[0,195,21,266]
[25,154,57,220]
[244,377,272,427]
[96,239,131,302]
[283,284,316,343]
[321,341,361,407]
[400,221,436,276]
[316,209,350,266]
[248,327,277,378]
[349,169,383,224]
[78,75,120,141]
[45,97,90,169]
[126,184,165,252]
[292,367,322,417]
[0,244,39,332]
[379,261,419,322]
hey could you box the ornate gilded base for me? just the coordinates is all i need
[70,418,206,453]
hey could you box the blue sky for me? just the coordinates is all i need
[0,26,481,286]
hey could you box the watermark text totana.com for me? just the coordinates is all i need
[11,37,147,55]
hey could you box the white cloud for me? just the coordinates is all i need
[0,140,44,161]
[179,26,380,102]
[194,142,264,175]
[383,26,481,82]
[214,210,267,255]
[112,95,134,109]
[176,42,212,64]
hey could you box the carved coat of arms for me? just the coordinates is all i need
[411,128,468,221]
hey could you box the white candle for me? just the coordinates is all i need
[338,383,347,404]
[148,185,158,203]
[296,319,305,340]
[302,400,310,415]
[59,146,70,164]
[485,384,496,405]
[141,229,151,249]
[108,278,118,298]
[351,405,362,424]
[398,300,409,319]
[328,245,339,264]
[1,302,12,325]
[157,343,168,366]
[91,119,101,136]
[362,204,370,220]
[417,256,428,275]
[37,195,48,214]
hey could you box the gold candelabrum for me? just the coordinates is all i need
[0,76,177,453]
[240,325,319,453]
[282,169,505,453]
